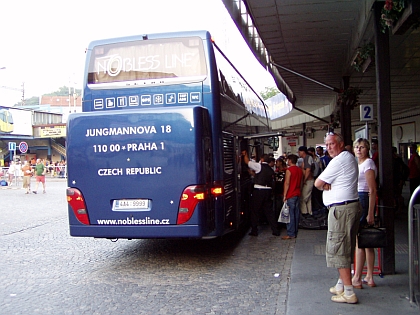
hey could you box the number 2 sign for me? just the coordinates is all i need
[360,104,373,121]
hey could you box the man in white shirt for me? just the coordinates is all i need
[314,133,361,304]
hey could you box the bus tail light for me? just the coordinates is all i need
[211,181,224,197]
[67,188,90,225]
[177,185,206,225]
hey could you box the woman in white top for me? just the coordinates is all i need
[7,161,16,186]
[352,138,378,288]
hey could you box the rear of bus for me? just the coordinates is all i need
[66,31,221,239]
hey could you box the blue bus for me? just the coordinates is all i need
[66,30,271,239]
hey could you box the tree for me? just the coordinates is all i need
[44,86,82,97]
[14,86,82,106]
[23,96,39,105]
[260,86,280,100]
[14,96,39,106]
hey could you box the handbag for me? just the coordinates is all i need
[278,202,290,224]
[357,226,387,248]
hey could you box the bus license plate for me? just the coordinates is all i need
[112,199,149,211]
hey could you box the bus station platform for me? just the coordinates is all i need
[285,203,418,314]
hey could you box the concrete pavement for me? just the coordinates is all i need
[285,188,418,314]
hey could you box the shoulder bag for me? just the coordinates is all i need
[357,226,387,248]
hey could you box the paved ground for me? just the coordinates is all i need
[286,185,419,315]
[287,217,418,315]
[1,179,418,314]
[0,179,294,315]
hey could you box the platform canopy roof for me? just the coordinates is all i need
[222,0,420,131]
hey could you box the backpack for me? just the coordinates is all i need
[299,210,328,230]
[0,180,8,186]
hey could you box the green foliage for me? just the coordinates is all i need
[352,43,374,72]
[332,87,363,127]
[14,96,39,106]
[23,96,39,105]
[44,86,82,97]
[13,86,82,106]
[260,86,280,100]
[381,0,405,32]
[337,87,363,110]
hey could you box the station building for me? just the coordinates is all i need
[0,95,81,166]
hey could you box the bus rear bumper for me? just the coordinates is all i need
[69,224,204,239]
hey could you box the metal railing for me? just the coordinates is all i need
[408,185,420,306]
[0,167,23,186]
[51,139,66,157]
[0,165,67,185]
[47,165,67,178]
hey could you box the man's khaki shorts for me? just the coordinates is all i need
[326,202,361,269]
[23,176,31,188]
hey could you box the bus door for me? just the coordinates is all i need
[222,132,241,231]
[239,138,252,224]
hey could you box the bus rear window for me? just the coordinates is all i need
[87,37,207,85]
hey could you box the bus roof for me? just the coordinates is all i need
[87,30,211,49]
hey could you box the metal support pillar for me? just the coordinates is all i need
[340,76,352,146]
[373,1,395,275]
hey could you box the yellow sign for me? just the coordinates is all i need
[40,126,66,138]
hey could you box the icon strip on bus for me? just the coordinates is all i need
[117,96,127,107]
[94,99,104,109]
[166,93,176,104]
[106,98,115,108]
[153,94,164,105]
[178,93,188,103]
[92,92,201,110]
[141,95,151,105]
[190,92,201,103]
[129,95,139,106]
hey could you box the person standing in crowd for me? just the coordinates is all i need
[298,146,314,217]
[408,144,420,195]
[371,138,379,170]
[21,160,33,194]
[308,147,322,177]
[371,138,380,187]
[345,144,355,155]
[268,157,276,171]
[242,151,280,236]
[351,138,377,289]
[317,146,331,169]
[315,133,360,304]
[7,160,16,186]
[33,158,46,194]
[274,158,288,224]
[392,147,409,211]
[324,150,332,166]
[282,154,303,240]
[297,157,304,168]
[14,160,22,184]
[308,147,324,212]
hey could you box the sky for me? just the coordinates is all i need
[0,0,276,106]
